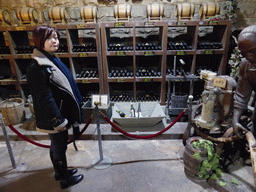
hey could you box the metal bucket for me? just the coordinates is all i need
[171,93,188,109]
[0,98,25,125]
[80,6,97,22]
[199,2,220,20]
[175,3,195,21]
[114,4,131,19]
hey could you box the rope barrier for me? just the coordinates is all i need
[104,109,185,139]
[8,117,92,148]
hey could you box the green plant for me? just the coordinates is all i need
[229,46,242,78]
[192,139,222,180]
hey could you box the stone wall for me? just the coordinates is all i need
[0,0,255,29]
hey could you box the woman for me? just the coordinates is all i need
[26,25,84,189]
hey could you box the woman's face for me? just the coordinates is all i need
[43,31,59,55]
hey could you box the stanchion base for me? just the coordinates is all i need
[3,163,28,179]
[91,156,112,170]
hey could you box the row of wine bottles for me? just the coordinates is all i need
[72,44,97,52]
[0,46,10,54]
[108,69,161,78]
[136,69,161,77]
[110,94,160,102]
[107,44,133,51]
[15,46,35,54]
[135,43,162,51]
[197,42,223,49]
[167,42,193,50]
[109,69,133,78]
[14,44,68,54]
[76,70,98,78]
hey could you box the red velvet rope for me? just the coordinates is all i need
[104,110,185,139]
[8,117,92,148]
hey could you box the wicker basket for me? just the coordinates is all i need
[0,98,25,125]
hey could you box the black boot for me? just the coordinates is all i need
[50,151,79,181]
[55,168,78,181]
[60,174,84,189]
[55,156,83,189]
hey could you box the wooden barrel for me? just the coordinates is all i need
[114,4,131,19]
[175,3,195,19]
[17,8,39,23]
[199,2,220,20]
[183,136,207,180]
[146,3,164,18]
[0,9,11,25]
[49,7,68,22]
[80,6,97,21]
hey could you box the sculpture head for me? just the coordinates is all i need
[238,25,256,65]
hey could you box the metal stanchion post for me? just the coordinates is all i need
[187,95,193,137]
[91,102,112,169]
[0,114,28,178]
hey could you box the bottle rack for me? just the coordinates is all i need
[0,20,231,106]
[0,23,103,104]
[101,20,231,104]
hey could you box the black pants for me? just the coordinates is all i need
[49,130,68,160]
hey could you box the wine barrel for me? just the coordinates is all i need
[183,136,207,180]
[114,4,131,19]
[80,6,97,22]
[175,3,195,21]
[49,7,68,23]
[0,9,11,25]
[199,2,220,20]
[16,8,39,24]
[146,4,164,19]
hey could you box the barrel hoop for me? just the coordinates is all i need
[28,8,32,21]
[51,8,54,20]
[19,9,23,21]
[150,4,152,17]
[59,8,62,20]
[91,7,94,19]
[180,5,183,17]
[214,3,217,15]
[158,5,160,17]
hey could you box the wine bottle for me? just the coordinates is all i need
[130,104,135,117]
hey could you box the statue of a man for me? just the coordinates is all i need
[233,25,256,138]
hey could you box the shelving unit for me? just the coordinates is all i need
[0,23,103,104]
[100,20,231,105]
[0,20,231,107]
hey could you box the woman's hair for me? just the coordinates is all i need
[33,25,60,49]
